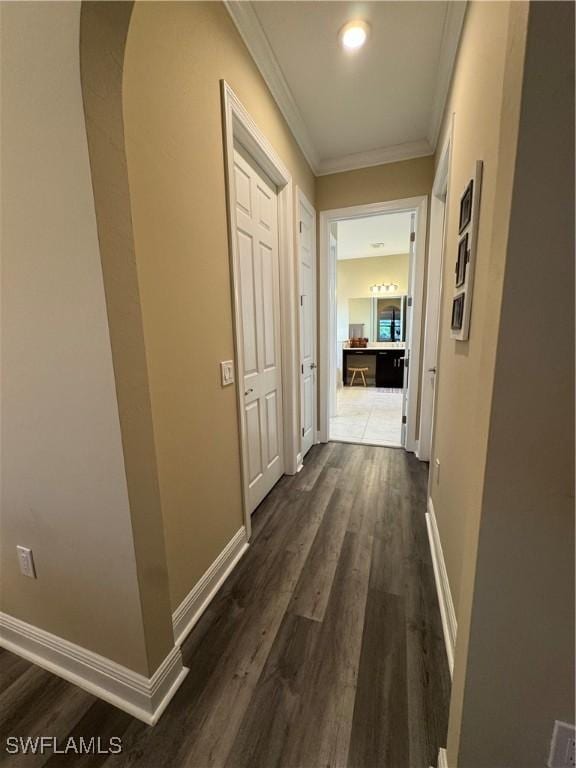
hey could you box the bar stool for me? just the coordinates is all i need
[349,367,369,387]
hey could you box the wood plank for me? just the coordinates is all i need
[0,650,32,696]
[348,590,409,768]
[279,529,372,768]
[293,442,336,491]
[0,666,94,768]
[0,443,451,768]
[288,486,351,622]
[225,613,320,768]
[44,700,133,768]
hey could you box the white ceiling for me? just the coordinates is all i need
[225,1,466,175]
[336,212,412,260]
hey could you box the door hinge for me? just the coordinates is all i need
[302,427,305,437]
[402,415,407,424]
[299,221,303,233]
[300,295,304,306]
[410,231,416,242]
[301,364,304,374]
[407,296,413,307]
[405,359,409,370]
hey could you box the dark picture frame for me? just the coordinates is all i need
[455,232,468,288]
[458,179,474,233]
[451,293,465,331]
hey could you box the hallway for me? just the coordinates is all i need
[0,443,450,768]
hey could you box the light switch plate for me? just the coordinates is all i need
[17,546,36,578]
[548,721,576,767]
[220,360,235,387]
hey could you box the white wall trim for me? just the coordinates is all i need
[404,198,428,454]
[221,81,300,538]
[427,2,467,150]
[224,1,465,177]
[223,0,319,172]
[437,747,449,768]
[318,196,428,454]
[316,140,433,177]
[426,497,457,676]
[172,527,249,647]
[417,123,453,462]
[0,614,188,725]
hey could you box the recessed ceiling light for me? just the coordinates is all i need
[339,20,370,52]
[371,242,386,248]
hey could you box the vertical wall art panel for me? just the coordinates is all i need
[451,161,483,341]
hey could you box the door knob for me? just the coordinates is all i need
[244,387,254,395]
[310,363,317,369]
[428,367,437,373]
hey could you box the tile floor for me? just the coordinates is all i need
[329,386,403,447]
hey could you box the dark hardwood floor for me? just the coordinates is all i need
[0,443,450,768]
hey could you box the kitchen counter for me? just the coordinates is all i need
[344,344,405,351]
[343,346,405,388]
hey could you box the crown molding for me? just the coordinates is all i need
[225,0,464,177]
[317,139,434,177]
[427,1,468,150]
[224,0,320,173]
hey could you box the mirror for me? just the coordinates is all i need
[376,296,406,342]
[345,295,407,342]
[348,298,372,339]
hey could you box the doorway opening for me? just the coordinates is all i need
[319,197,428,452]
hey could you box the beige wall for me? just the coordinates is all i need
[122,1,315,612]
[431,1,532,758]
[430,0,526,622]
[446,3,575,764]
[337,255,410,300]
[0,2,152,674]
[337,254,409,342]
[316,156,434,212]
[80,1,174,674]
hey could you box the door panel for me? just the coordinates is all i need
[245,399,263,487]
[233,147,284,512]
[299,195,316,458]
[237,229,258,376]
[261,244,276,370]
[264,390,280,467]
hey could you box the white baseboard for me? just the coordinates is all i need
[172,526,248,647]
[296,452,304,473]
[426,497,457,676]
[0,613,188,725]
[437,747,449,768]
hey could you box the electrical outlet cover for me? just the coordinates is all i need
[16,546,36,579]
[548,721,576,768]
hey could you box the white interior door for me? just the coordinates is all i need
[298,193,317,459]
[401,213,416,445]
[232,145,284,513]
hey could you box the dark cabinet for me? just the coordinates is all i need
[343,349,405,388]
[376,350,405,388]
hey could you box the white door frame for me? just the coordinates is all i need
[296,187,318,456]
[221,81,299,539]
[319,196,428,453]
[418,126,453,462]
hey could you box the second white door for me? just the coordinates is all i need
[233,145,284,513]
[298,192,317,459]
